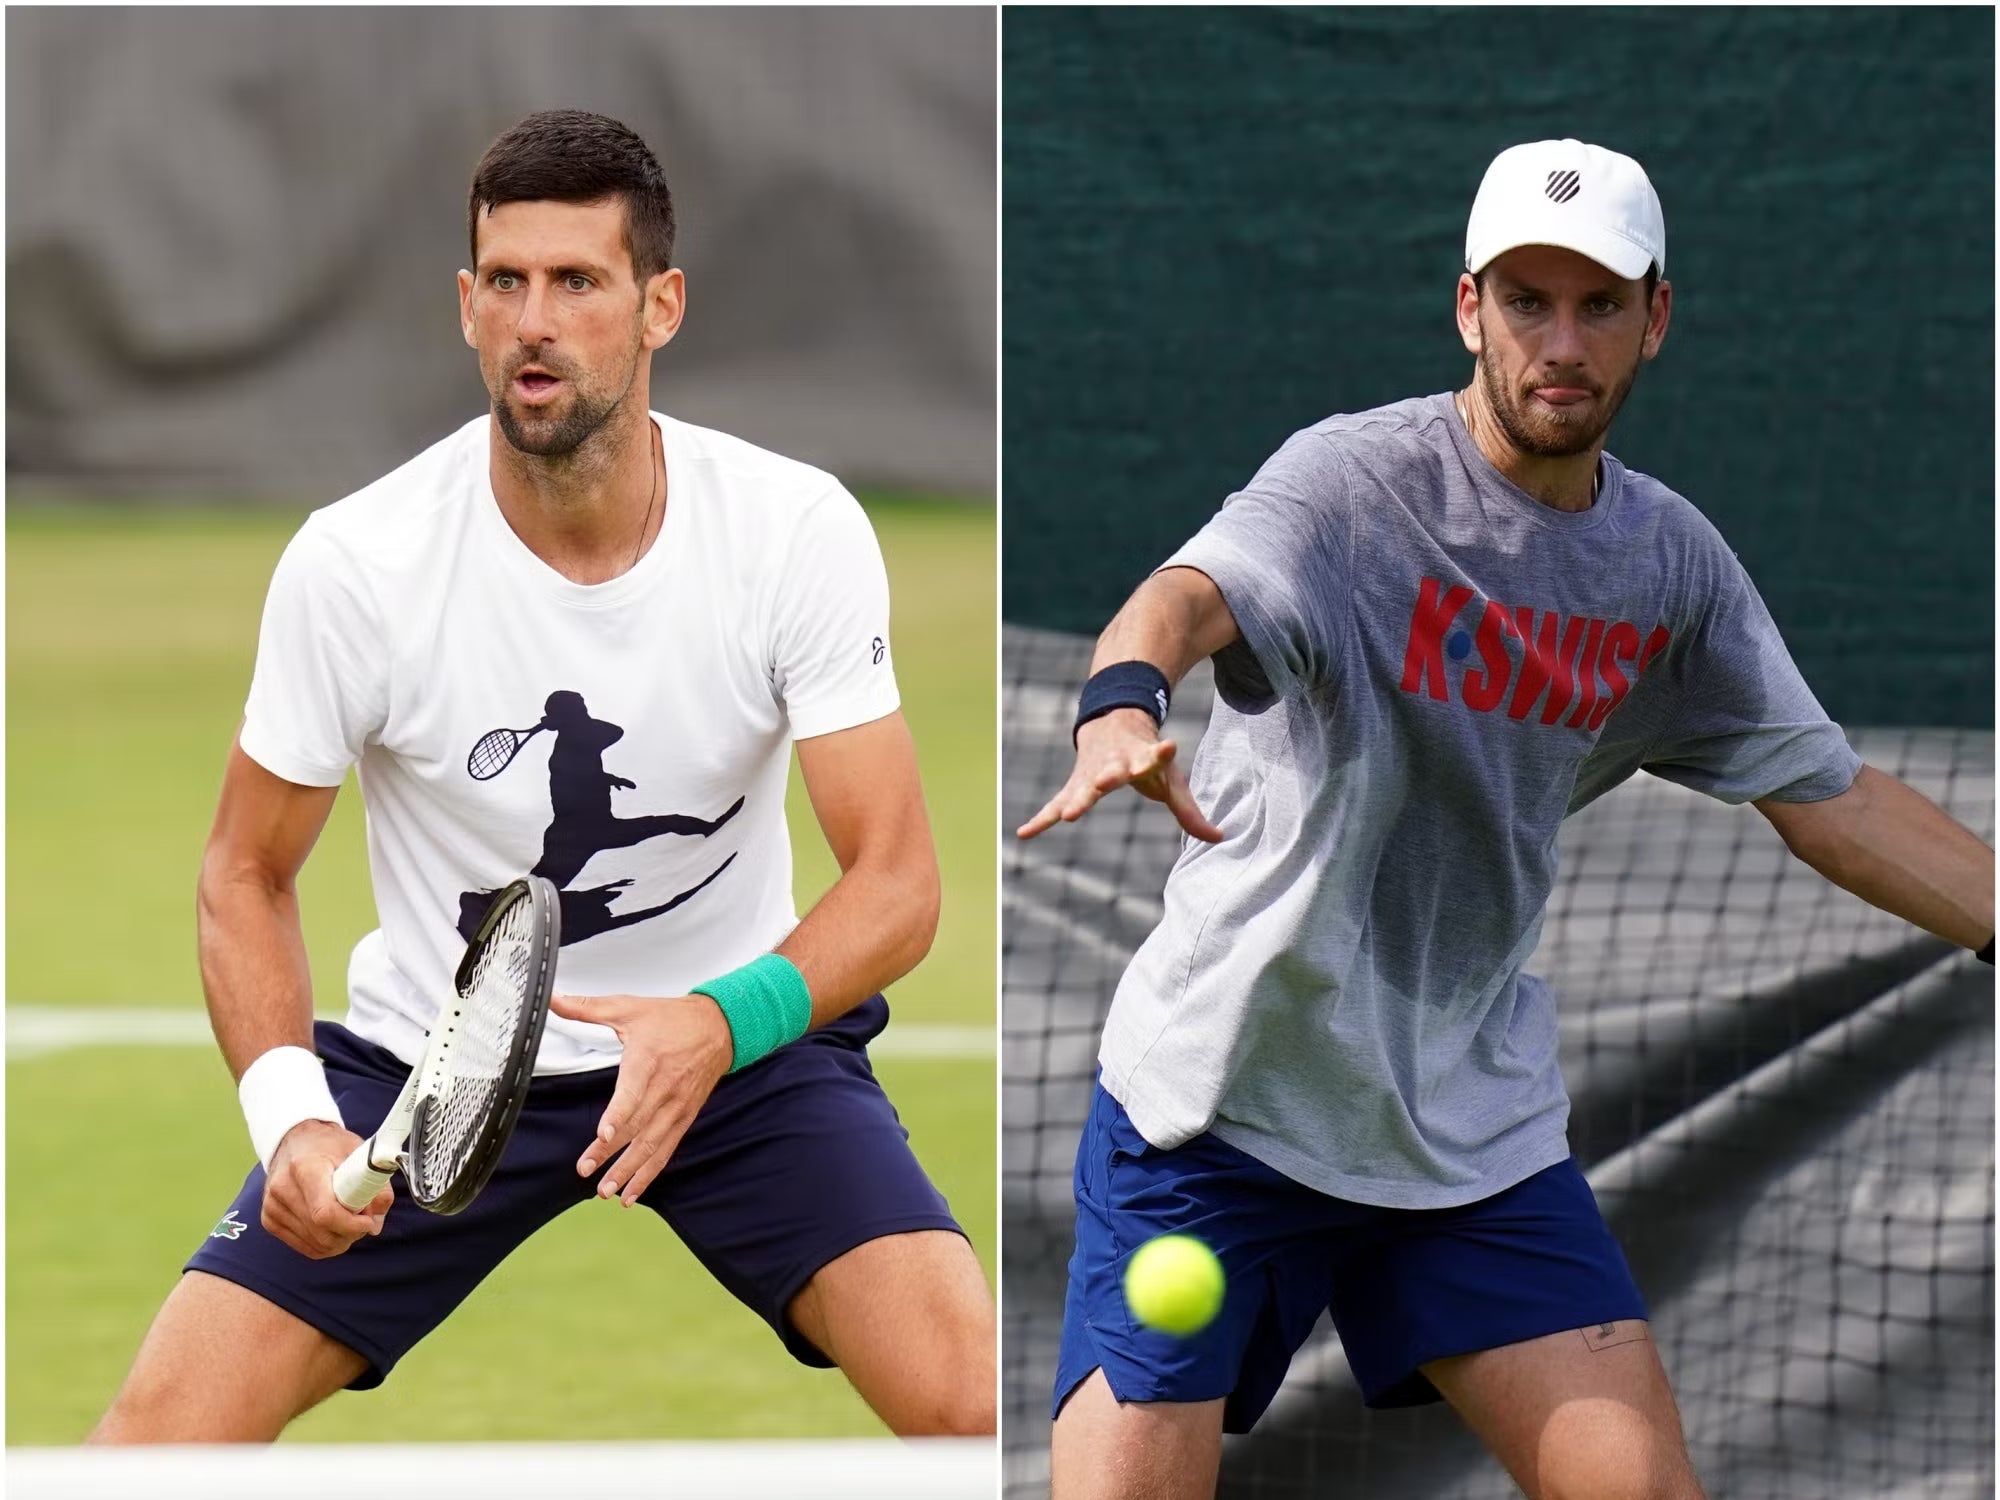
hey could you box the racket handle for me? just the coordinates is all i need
[332,1141,394,1211]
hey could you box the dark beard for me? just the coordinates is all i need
[490,320,646,460]
[492,383,622,458]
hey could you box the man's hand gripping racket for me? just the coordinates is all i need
[1017,706,1224,844]
[331,876,561,1215]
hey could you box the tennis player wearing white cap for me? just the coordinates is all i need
[1023,138,1995,1500]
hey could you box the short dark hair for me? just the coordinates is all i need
[468,110,675,283]
[1472,263,1660,306]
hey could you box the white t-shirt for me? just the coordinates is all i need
[241,410,900,1073]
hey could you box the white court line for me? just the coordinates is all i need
[9,1438,995,1500]
[5,1006,993,1061]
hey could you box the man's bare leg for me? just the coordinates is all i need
[1051,1368,1224,1500]
[786,1228,995,1436]
[1424,1320,1705,1500]
[90,1271,366,1443]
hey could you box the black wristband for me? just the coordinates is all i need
[1978,938,1994,966]
[1074,661,1171,744]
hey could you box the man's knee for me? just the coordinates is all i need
[91,1363,282,1446]
[789,1230,996,1436]
[900,1362,995,1436]
[1531,1414,1704,1500]
[1539,1467,1703,1500]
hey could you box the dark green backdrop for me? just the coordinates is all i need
[1004,6,1994,727]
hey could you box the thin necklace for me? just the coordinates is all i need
[629,425,660,571]
[1457,388,1599,503]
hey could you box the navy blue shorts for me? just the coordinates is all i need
[1054,1081,1647,1433]
[188,1001,961,1389]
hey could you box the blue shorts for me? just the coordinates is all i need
[189,1003,961,1389]
[1054,1081,1647,1433]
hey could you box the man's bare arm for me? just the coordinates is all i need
[199,738,390,1256]
[1086,565,1245,685]
[198,741,341,1079]
[1755,764,1995,952]
[781,709,941,1020]
[1018,566,1243,841]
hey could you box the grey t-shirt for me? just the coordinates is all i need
[1098,392,1861,1209]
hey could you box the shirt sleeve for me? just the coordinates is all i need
[238,518,388,787]
[1160,429,1352,708]
[771,486,902,741]
[1641,547,1862,805]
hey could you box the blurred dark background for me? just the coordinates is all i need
[8,6,995,502]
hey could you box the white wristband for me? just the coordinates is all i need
[238,1045,345,1171]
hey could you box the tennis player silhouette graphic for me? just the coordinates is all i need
[457,689,744,945]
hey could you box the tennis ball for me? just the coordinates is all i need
[1123,1233,1225,1336]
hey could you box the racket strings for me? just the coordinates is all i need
[413,897,540,1199]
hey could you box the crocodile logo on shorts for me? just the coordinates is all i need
[208,1209,248,1241]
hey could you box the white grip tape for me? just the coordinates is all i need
[238,1045,344,1171]
[332,1145,393,1211]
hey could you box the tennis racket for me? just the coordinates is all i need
[467,723,545,780]
[332,876,560,1215]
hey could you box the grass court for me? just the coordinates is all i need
[6,497,994,1442]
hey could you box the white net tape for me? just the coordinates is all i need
[8,1438,994,1499]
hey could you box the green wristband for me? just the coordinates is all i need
[692,954,813,1072]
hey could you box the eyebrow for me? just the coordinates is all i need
[478,260,614,281]
[1493,278,1628,299]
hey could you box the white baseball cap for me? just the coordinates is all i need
[1464,139,1665,281]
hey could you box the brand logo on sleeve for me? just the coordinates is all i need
[871,636,886,665]
[1398,576,1669,729]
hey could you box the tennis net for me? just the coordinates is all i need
[8,1438,995,1499]
[1003,623,1993,1499]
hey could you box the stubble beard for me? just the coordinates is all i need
[489,337,644,462]
[494,389,616,458]
[1476,317,1644,461]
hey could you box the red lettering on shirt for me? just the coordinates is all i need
[1506,608,1552,720]
[1638,624,1671,672]
[1399,578,1477,701]
[1397,580,1669,733]
[1534,615,1589,725]
[1588,621,1643,730]
[1564,618,1608,728]
[1461,601,1519,713]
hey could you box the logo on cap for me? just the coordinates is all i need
[1545,170,1581,204]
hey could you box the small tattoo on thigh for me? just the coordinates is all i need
[1582,1321,1648,1352]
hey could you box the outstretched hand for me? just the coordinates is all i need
[1016,707,1224,844]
